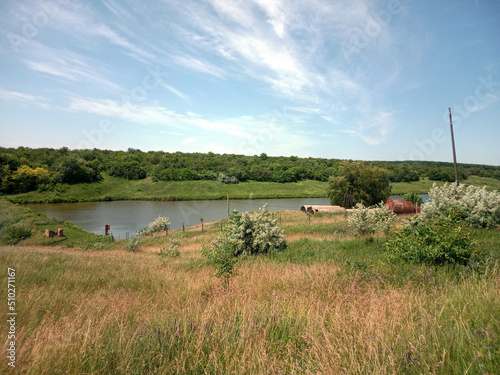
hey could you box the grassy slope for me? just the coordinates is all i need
[5,177,329,203]
[1,211,499,374]
[0,199,115,249]
[4,175,500,204]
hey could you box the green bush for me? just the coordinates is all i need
[202,237,238,279]
[127,237,140,252]
[159,238,181,259]
[384,213,477,266]
[2,224,32,244]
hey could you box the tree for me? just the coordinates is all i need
[328,161,391,208]
[55,157,101,184]
[11,165,52,193]
[108,161,146,180]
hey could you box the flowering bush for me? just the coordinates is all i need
[137,215,171,236]
[421,183,500,229]
[220,204,287,256]
[217,173,239,184]
[203,204,286,278]
[348,202,396,235]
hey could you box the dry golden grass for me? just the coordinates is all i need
[1,217,499,374]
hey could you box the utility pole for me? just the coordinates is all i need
[448,107,459,186]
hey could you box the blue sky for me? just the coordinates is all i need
[0,0,499,165]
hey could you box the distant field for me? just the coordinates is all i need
[4,175,499,204]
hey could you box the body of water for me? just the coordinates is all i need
[26,198,330,236]
[26,195,429,236]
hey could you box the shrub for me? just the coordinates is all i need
[138,216,171,236]
[223,204,287,256]
[384,213,477,266]
[127,237,140,252]
[202,205,286,278]
[348,202,396,236]
[202,237,238,279]
[421,183,500,228]
[148,215,171,233]
[159,238,181,258]
[2,224,32,244]
[217,173,239,184]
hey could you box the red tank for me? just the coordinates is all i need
[385,199,421,213]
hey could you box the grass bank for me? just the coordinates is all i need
[0,199,115,249]
[3,175,499,204]
[5,177,329,204]
[1,209,499,374]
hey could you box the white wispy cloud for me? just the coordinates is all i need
[0,89,49,108]
[22,42,121,91]
[344,111,396,146]
[67,97,253,139]
[171,55,225,78]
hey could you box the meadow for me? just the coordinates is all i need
[5,175,500,204]
[1,205,499,374]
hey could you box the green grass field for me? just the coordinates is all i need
[6,176,330,203]
[1,201,499,374]
[4,175,500,204]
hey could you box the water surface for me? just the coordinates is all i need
[26,195,429,237]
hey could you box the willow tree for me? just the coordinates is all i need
[328,160,391,208]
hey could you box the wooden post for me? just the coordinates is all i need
[182,223,185,232]
[227,194,229,217]
[449,107,459,186]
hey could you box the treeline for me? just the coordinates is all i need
[1,147,499,194]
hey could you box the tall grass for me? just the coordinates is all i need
[1,218,499,374]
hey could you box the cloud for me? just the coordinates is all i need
[344,111,396,146]
[67,97,253,139]
[171,55,225,78]
[0,89,48,104]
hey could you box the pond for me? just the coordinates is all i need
[26,195,429,237]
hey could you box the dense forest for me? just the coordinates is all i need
[1,146,499,194]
